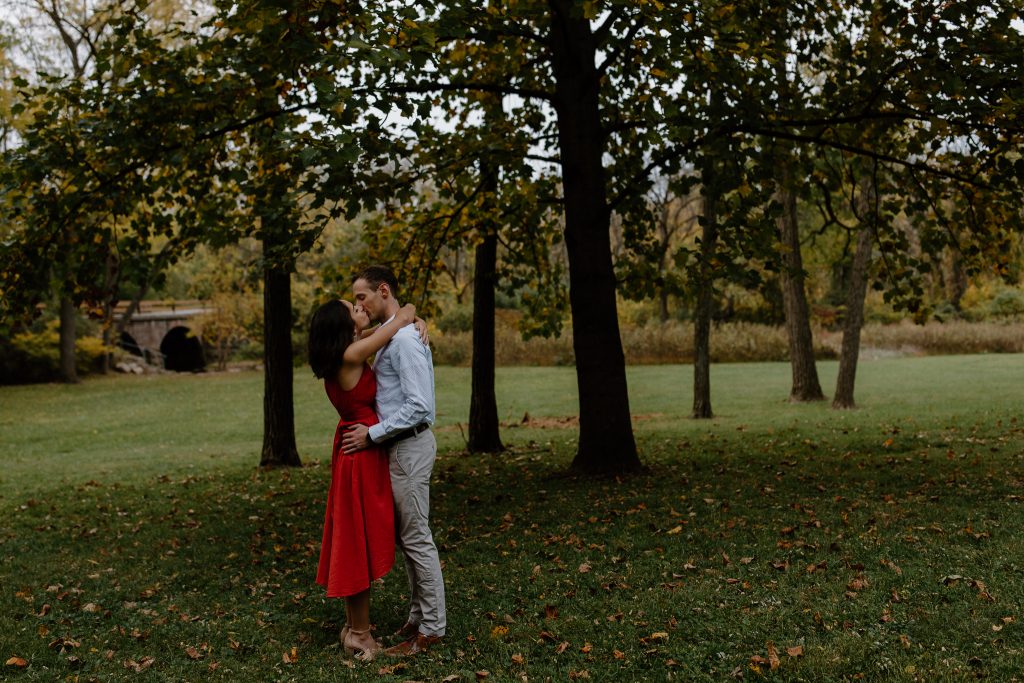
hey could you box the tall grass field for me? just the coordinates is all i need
[1,355,1022,680]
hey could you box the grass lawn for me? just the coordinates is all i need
[1,355,1023,681]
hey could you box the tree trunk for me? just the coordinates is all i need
[260,250,301,467]
[833,178,876,409]
[59,296,79,383]
[468,232,504,452]
[100,253,118,374]
[549,1,640,474]
[692,173,718,419]
[468,97,505,453]
[775,154,825,402]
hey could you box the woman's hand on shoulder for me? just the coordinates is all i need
[396,303,416,324]
[414,316,429,345]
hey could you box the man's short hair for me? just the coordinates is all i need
[354,265,399,295]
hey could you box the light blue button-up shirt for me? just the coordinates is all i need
[368,320,435,444]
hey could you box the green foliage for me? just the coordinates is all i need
[0,320,107,384]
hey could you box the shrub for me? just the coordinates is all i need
[437,306,474,334]
[0,320,108,384]
[429,318,1023,366]
[990,289,1024,318]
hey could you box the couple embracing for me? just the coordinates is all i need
[307,265,445,661]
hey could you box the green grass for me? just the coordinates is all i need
[1,355,1023,681]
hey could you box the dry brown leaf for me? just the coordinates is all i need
[578,562,592,573]
[185,646,202,660]
[580,642,593,654]
[475,672,490,680]
[511,653,525,665]
[613,649,625,660]
[786,645,804,658]
[555,641,570,654]
[5,657,28,669]
[545,605,559,619]
[767,641,780,670]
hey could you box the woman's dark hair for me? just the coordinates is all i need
[307,300,355,379]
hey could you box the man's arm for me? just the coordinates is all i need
[367,332,433,443]
[340,331,432,454]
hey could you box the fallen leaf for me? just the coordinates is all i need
[578,562,592,573]
[490,626,509,639]
[123,656,155,673]
[185,646,201,660]
[767,641,780,670]
[580,642,593,653]
[475,672,490,680]
[568,671,590,680]
[511,653,525,665]
[941,574,963,586]
[5,657,28,668]
[666,525,683,535]
[847,578,868,591]
[786,644,803,657]
[613,649,625,660]
[556,641,570,654]
[545,605,559,619]
[649,632,669,643]
[900,634,911,648]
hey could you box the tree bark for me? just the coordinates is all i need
[833,177,876,409]
[692,172,718,419]
[468,97,505,453]
[549,1,640,474]
[259,245,301,467]
[59,295,79,383]
[468,231,504,452]
[775,153,825,402]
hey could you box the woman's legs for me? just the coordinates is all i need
[342,589,379,659]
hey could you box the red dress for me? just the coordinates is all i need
[316,365,395,598]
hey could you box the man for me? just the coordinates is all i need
[340,265,446,657]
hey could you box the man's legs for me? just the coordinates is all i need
[389,431,446,637]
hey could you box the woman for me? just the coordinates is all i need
[307,298,418,661]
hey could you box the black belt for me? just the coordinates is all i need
[384,423,429,445]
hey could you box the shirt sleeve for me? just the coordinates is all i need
[368,331,433,443]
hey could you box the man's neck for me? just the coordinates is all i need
[380,301,400,324]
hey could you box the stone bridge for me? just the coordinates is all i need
[115,301,213,371]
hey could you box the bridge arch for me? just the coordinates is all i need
[160,326,206,372]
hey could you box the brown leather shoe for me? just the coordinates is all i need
[392,620,419,640]
[385,633,442,657]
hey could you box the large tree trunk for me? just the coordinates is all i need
[549,1,640,474]
[775,152,825,402]
[692,172,718,419]
[59,296,79,383]
[468,98,505,453]
[468,231,504,453]
[259,248,301,467]
[833,177,877,409]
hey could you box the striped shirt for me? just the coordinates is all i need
[368,320,435,444]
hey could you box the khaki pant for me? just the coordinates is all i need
[388,430,446,637]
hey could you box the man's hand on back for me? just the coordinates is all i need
[341,424,371,453]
